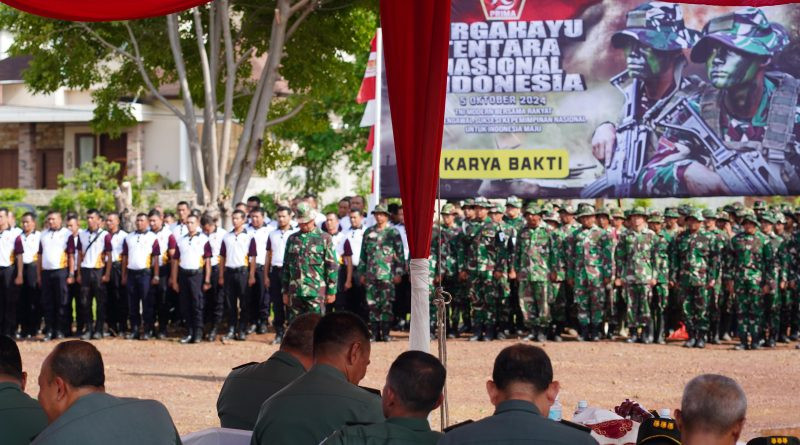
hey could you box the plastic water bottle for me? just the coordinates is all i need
[549,396,562,421]
[574,400,588,416]
[658,408,672,419]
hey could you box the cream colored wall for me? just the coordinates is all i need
[2,84,64,107]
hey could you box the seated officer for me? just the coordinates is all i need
[31,340,180,445]
[0,335,47,445]
[217,313,321,430]
[637,416,680,445]
[321,350,446,445]
[674,374,746,445]
[251,311,383,445]
[439,344,597,444]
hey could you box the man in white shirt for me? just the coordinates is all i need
[341,208,367,320]
[65,214,82,336]
[170,201,191,239]
[103,212,128,337]
[15,212,41,339]
[121,213,160,340]
[0,207,22,337]
[170,214,212,344]
[149,209,177,339]
[219,209,252,341]
[336,197,352,232]
[202,213,227,341]
[37,211,76,340]
[265,206,298,344]
[76,210,108,340]
[247,208,274,334]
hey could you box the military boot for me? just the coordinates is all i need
[207,325,219,342]
[180,329,194,344]
[750,332,762,350]
[683,330,696,348]
[370,323,380,342]
[578,325,588,342]
[485,324,497,341]
[767,332,777,348]
[469,324,483,342]
[643,323,654,344]
[381,322,394,342]
[552,323,563,342]
[654,318,665,344]
[606,323,616,340]
[694,330,706,349]
[590,325,600,342]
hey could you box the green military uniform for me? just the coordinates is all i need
[726,210,776,350]
[789,209,800,341]
[217,350,306,430]
[0,382,47,445]
[543,211,567,338]
[468,203,512,341]
[358,205,405,338]
[671,210,719,348]
[438,400,597,445]
[513,204,555,340]
[251,364,384,445]
[282,203,338,318]
[321,417,441,445]
[605,207,628,338]
[649,211,671,344]
[503,196,525,335]
[702,209,728,345]
[567,206,612,340]
[30,392,180,445]
[493,204,516,336]
[430,203,464,336]
[615,207,658,343]
[759,211,787,347]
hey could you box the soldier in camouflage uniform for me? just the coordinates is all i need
[491,204,516,339]
[430,203,464,338]
[559,205,581,329]
[358,205,405,341]
[606,207,628,339]
[726,209,776,350]
[543,211,567,341]
[503,196,525,334]
[512,204,555,342]
[775,210,794,343]
[281,203,338,319]
[758,210,787,347]
[791,208,800,343]
[638,8,799,197]
[466,200,512,341]
[567,205,612,341]
[615,207,658,344]
[647,210,670,344]
[714,210,736,341]
[701,209,727,345]
[671,209,719,349]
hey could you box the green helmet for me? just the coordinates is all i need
[691,7,790,63]
[576,205,596,219]
[664,207,680,218]
[474,197,492,208]
[506,196,523,208]
[296,202,317,224]
[678,204,693,216]
[371,204,390,216]
[702,208,717,219]
[490,204,504,214]
[559,205,575,215]
[595,206,611,217]
[648,210,664,224]
[462,198,475,208]
[686,209,705,222]
[543,212,560,224]
[612,2,699,51]
[753,200,767,211]
[440,203,456,215]
[610,207,625,219]
[741,209,759,225]
[716,211,730,222]
[759,210,777,224]
[629,206,648,217]
[523,203,540,216]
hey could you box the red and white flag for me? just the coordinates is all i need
[357,34,377,105]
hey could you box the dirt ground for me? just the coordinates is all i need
[16,332,800,441]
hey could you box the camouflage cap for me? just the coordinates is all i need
[686,209,705,222]
[576,205,596,219]
[723,203,737,213]
[753,200,767,211]
[759,210,777,224]
[629,206,648,217]
[559,204,575,214]
[371,204,390,215]
[523,203,540,215]
[716,211,730,221]
[595,206,610,217]
[440,203,456,215]
[541,202,554,213]
[296,202,317,224]
[476,197,494,208]
[678,204,693,216]
[781,203,793,215]
[664,207,680,218]
[610,207,625,219]
[691,7,790,63]
[490,204,504,214]
[702,208,717,219]
[506,196,523,208]
[776,212,787,224]
[543,211,560,223]
[648,210,664,223]
[462,198,475,208]
[612,2,699,51]
[741,209,759,225]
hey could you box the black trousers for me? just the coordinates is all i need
[66,281,81,334]
[106,263,127,332]
[127,269,153,330]
[250,265,268,325]
[19,263,40,336]
[203,265,224,326]
[41,268,68,334]
[269,267,286,332]
[79,268,106,333]
[152,267,171,333]
[0,266,18,336]
[179,269,204,330]
[224,267,249,331]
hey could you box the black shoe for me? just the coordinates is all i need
[486,325,497,341]
[370,323,380,342]
[126,331,140,340]
[695,337,706,349]
[256,321,268,335]
[79,331,91,340]
[779,334,789,344]
[469,325,483,342]
[180,330,194,344]
[55,331,65,339]
[767,337,776,348]
[207,327,218,342]
[42,331,53,341]
[247,324,256,334]
[683,338,696,348]
[578,326,589,342]
[447,333,457,339]
[156,330,167,340]
[790,332,799,341]
[91,331,103,340]
[381,322,394,342]
[495,330,507,340]
[536,331,547,342]
[272,332,283,345]
[235,331,247,341]
[626,335,637,344]
[141,331,151,340]
[223,327,235,340]
[525,333,536,341]
[734,343,747,350]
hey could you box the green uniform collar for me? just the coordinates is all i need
[0,381,23,392]
[272,350,304,370]
[311,363,348,383]
[385,416,432,432]
[494,399,541,416]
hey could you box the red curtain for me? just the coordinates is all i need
[0,0,211,21]
[380,0,451,260]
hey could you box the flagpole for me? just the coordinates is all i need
[370,27,383,211]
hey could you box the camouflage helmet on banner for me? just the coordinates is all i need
[612,2,700,51]
[691,7,790,63]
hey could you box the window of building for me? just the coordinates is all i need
[77,134,95,166]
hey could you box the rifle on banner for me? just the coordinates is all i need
[582,72,649,198]
[656,97,788,196]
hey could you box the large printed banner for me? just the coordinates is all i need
[379,0,800,198]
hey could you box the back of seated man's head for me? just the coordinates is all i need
[676,374,746,445]
[383,351,445,418]
[0,335,25,388]
[312,312,371,385]
[488,344,559,416]
[280,313,322,370]
[38,340,105,422]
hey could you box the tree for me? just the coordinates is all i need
[0,0,376,214]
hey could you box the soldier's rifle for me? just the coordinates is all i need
[656,97,788,196]
[582,72,649,198]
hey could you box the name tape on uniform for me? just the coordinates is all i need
[440,149,569,179]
